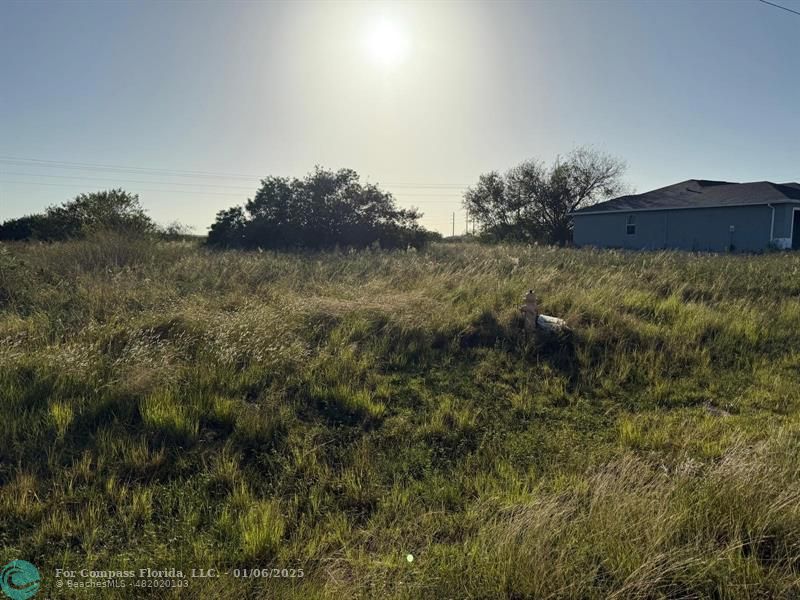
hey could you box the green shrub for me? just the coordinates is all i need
[207,167,440,250]
[0,188,153,241]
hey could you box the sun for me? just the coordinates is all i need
[364,18,409,67]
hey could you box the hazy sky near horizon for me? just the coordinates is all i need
[2,0,799,234]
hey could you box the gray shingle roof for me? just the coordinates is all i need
[571,180,800,215]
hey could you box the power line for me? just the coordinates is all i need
[0,180,246,197]
[0,156,469,235]
[0,171,465,195]
[0,156,261,180]
[757,0,800,17]
[0,178,466,202]
[0,171,257,190]
[0,156,469,189]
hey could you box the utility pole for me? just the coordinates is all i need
[465,208,469,236]
[452,212,455,237]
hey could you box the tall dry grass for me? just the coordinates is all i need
[1,236,799,598]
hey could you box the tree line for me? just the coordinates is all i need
[207,167,437,250]
[0,148,625,248]
[463,146,626,245]
[0,189,192,242]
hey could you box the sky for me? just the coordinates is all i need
[1,0,799,235]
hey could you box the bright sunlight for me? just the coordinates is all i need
[364,18,410,67]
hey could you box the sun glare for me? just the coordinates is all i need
[365,18,409,67]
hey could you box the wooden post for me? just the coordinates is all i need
[521,289,538,332]
[520,289,568,334]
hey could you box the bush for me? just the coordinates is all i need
[206,167,439,250]
[0,189,154,241]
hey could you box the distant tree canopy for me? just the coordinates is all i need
[207,167,438,250]
[0,189,154,241]
[463,147,626,245]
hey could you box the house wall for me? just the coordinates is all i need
[573,205,783,252]
[771,203,794,249]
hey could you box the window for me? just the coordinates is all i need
[626,215,636,236]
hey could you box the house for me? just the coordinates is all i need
[571,180,800,252]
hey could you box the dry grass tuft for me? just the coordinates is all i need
[2,237,800,598]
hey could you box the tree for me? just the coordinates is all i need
[206,207,246,248]
[0,189,153,241]
[463,147,626,245]
[206,167,438,250]
[0,214,51,241]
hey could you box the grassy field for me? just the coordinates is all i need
[1,235,800,598]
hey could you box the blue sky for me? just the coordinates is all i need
[1,0,798,234]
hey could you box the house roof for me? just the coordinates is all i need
[571,180,800,215]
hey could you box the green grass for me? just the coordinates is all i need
[1,235,800,598]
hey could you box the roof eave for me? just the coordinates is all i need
[570,199,800,217]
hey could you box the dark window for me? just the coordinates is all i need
[793,210,800,250]
[626,215,636,236]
